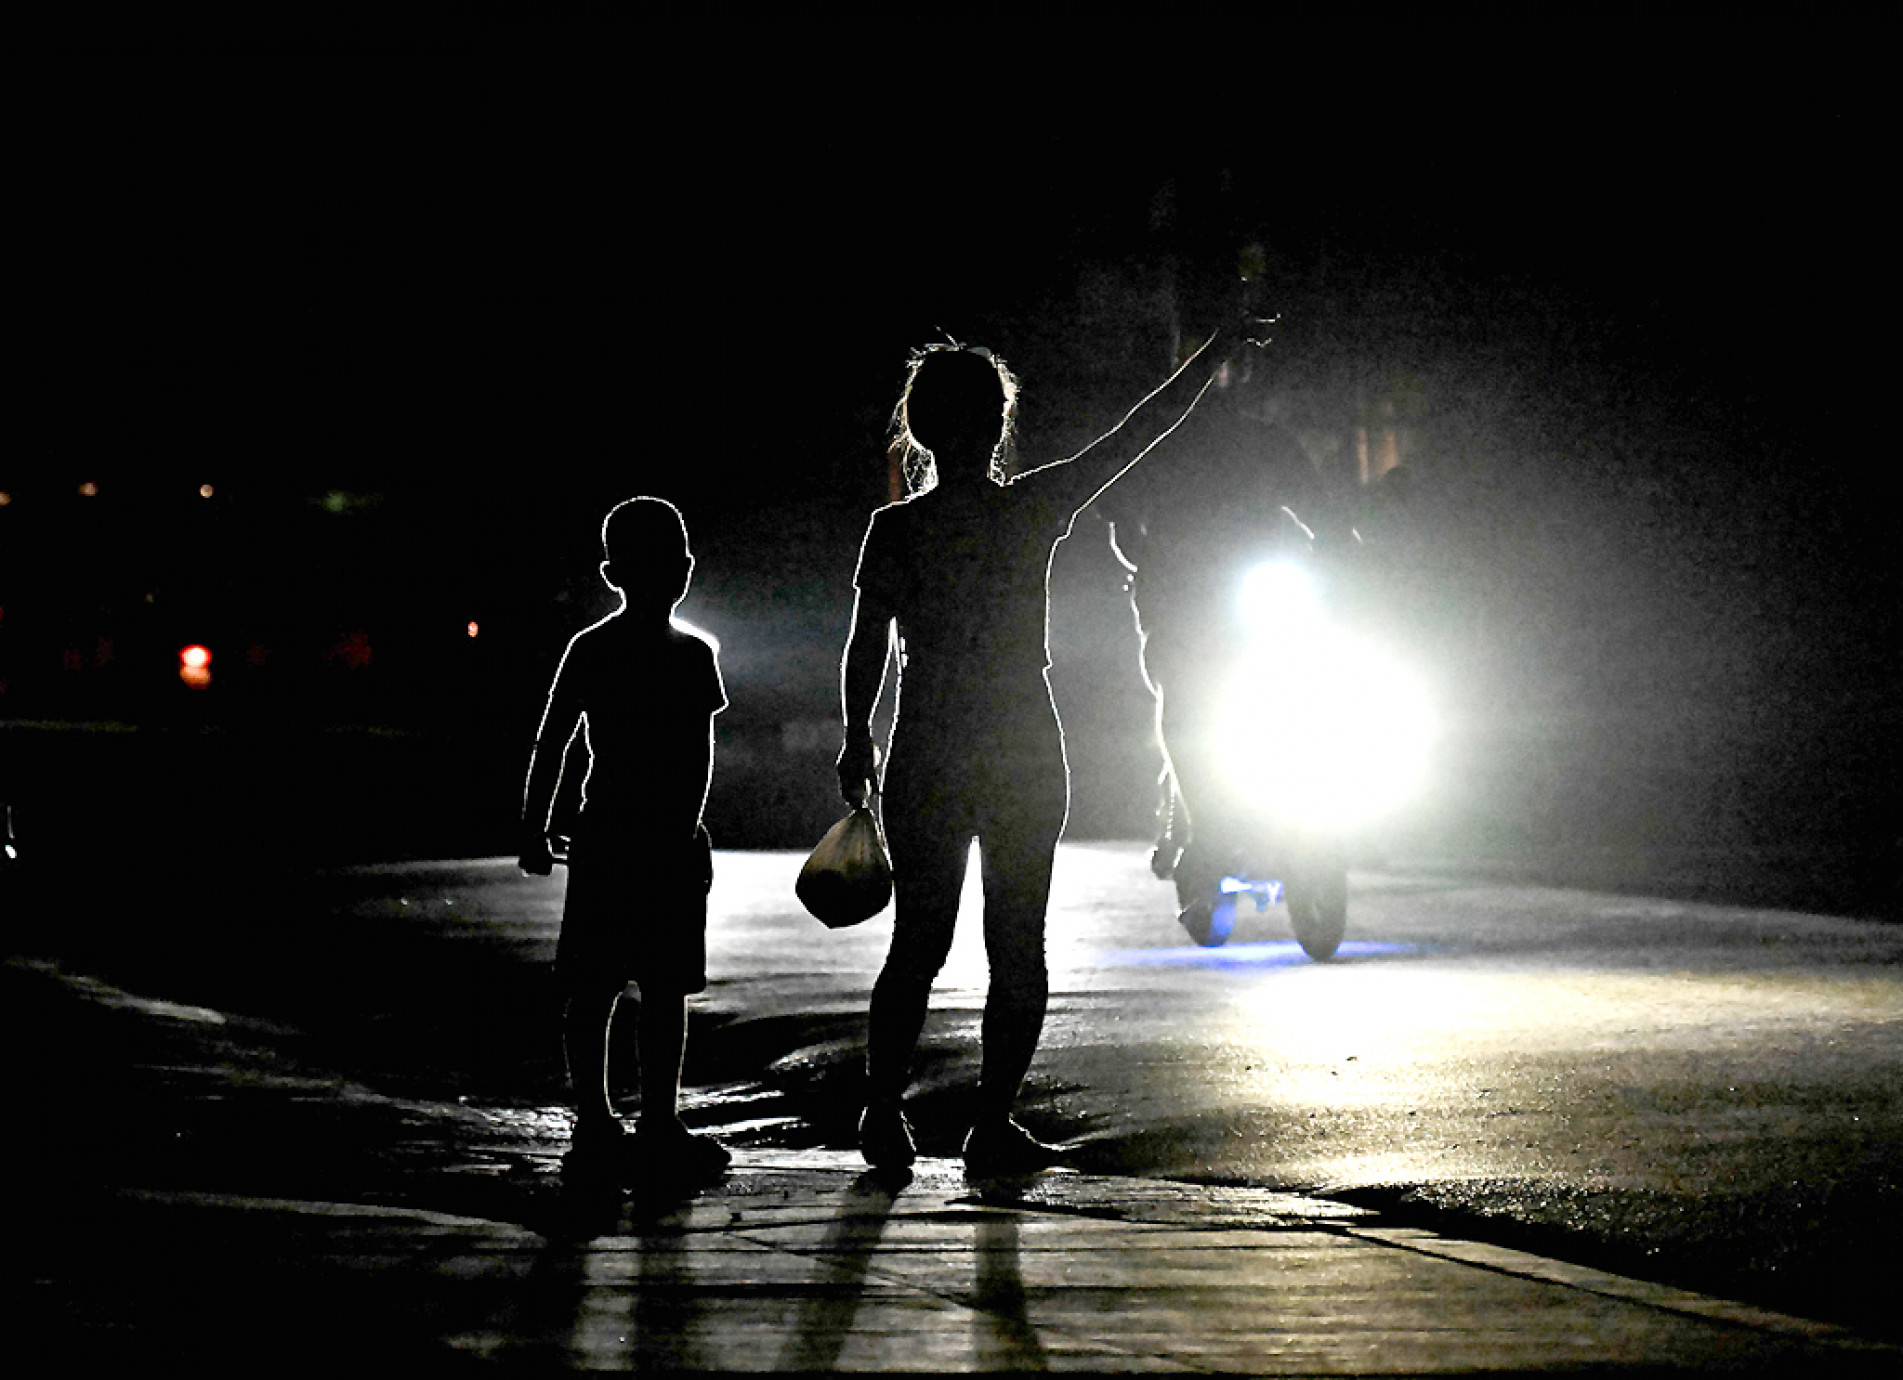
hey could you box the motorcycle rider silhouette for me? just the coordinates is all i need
[1092,354,1350,946]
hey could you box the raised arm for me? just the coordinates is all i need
[836,588,896,807]
[1014,315,1240,517]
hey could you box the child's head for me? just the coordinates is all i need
[600,496,692,615]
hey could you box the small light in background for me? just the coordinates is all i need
[467,621,480,638]
[180,644,213,690]
[79,482,99,498]
[329,631,373,670]
[199,484,215,499]
[0,491,12,506]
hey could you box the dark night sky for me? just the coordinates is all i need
[47,26,1876,489]
[46,35,1888,595]
[25,25,1897,864]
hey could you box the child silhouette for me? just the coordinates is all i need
[520,496,729,1183]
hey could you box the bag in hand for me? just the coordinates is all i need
[796,804,892,928]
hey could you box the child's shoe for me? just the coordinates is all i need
[636,1119,732,1182]
[563,1116,639,1181]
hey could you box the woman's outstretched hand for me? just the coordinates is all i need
[1227,270,1280,354]
[1239,309,1280,350]
[837,728,881,808]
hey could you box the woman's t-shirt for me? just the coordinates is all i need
[853,479,1072,710]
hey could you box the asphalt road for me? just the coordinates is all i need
[15,842,1900,1339]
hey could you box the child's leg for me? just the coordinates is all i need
[635,985,689,1132]
[631,983,730,1175]
[563,980,624,1134]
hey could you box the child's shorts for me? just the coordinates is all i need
[556,822,712,993]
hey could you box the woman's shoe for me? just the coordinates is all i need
[859,1100,917,1169]
[962,1117,1063,1175]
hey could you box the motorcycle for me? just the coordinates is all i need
[1147,512,1432,960]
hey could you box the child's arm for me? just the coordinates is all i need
[519,650,584,875]
[836,588,895,806]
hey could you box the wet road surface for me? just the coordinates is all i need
[13,841,1900,1340]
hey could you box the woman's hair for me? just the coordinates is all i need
[891,343,1020,494]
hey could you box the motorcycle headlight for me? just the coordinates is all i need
[1217,630,1434,829]
[1236,560,1320,639]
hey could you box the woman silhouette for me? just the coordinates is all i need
[838,316,1250,1172]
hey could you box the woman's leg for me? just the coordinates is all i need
[866,819,968,1102]
[973,728,1069,1124]
[974,823,1057,1121]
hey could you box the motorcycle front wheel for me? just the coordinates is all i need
[1285,867,1347,962]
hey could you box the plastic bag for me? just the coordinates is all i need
[796,804,892,928]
